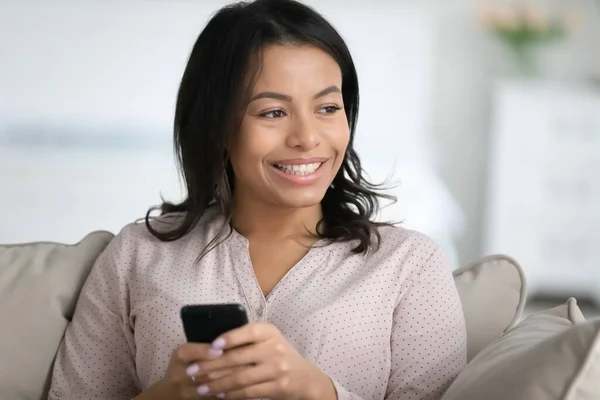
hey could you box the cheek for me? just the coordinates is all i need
[230,124,278,171]
[333,125,350,158]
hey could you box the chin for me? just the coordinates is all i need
[277,191,326,209]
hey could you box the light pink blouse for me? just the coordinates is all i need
[49,209,467,400]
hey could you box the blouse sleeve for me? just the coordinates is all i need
[333,247,467,400]
[48,229,139,400]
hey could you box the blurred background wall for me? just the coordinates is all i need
[1,0,599,306]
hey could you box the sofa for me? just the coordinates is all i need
[1,231,599,400]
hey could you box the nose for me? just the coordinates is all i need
[286,114,320,151]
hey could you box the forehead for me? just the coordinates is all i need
[251,44,342,92]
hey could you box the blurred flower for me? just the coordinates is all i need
[496,7,520,30]
[477,1,580,75]
[478,1,579,36]
[478,8,498,28]
[522,5,548,31]
[564,9,582,30]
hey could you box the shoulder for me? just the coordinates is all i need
[363,225,450,279]
[106,213,183,251]
[109,207,225,256]
[373,225,441,262]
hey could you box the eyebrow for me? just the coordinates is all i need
[249,85,341,103]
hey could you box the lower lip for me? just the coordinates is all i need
[269,162,326,185]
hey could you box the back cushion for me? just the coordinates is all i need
[0,231,114,400]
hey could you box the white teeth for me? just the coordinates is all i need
[274,162,322,176]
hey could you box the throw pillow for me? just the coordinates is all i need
[442,298,600,400]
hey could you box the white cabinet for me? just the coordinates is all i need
[484,80,600,302]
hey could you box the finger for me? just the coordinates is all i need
[203,365,248,382]
[211,323,278,351]
[177,371,231,398]
[174,343,223,365]
[198,340,274,374]
[189,372,214,386]
[175,383,216,399]
[219,378,290,400]
[195,363,282,397]
[171,345,225,387]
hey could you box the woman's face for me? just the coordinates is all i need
[229,44,350,210]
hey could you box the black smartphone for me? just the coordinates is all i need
[180,303,249,343]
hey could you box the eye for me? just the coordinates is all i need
[317,105,342,115]
[260,109,286,119]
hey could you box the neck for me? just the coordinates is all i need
[230,194,322,243]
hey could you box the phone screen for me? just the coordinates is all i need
[180,303,249,343]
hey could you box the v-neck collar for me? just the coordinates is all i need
[223,223,332,320]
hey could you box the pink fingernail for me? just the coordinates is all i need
[186,363,199,376]
[216,393,226,399]
[208,347,223,357]
[212,337,226,349]
[197,385,210,395]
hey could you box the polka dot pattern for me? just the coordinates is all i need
[48,209,467,399]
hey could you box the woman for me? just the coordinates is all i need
[49,0,467,399]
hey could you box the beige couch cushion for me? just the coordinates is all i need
[453,254,526,360]
[442,299,600,400]
[0,232,114,400]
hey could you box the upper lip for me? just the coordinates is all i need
[270,157,328,166]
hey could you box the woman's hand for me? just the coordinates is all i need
[188,323,337,400]
[135,342,239,400]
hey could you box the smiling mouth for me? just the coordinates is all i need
[271,162,323,176]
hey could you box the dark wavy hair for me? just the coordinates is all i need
[146,0,393,254]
